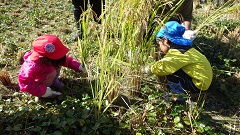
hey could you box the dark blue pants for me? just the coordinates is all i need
[166,69,200,94]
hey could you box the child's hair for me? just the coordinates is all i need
[39,55,67,67]
[155,38,173,46]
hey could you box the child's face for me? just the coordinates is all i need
[157,38,170,54]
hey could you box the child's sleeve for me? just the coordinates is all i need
[149,51,189,76]
[62,56,81,72]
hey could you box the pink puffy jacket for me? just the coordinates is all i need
[18,50,81,97]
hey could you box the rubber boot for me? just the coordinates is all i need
[72,6,83,41]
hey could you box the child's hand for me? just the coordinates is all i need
[42,87,62,98]
[183,30,196,41]
[79,64,87,73]
[141,65,153,76]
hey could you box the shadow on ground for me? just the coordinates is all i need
[194,35,240,134]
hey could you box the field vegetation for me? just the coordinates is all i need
[0,0,239,134]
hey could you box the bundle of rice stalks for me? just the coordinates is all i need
[0,69,19,91]
[0,69,12,86]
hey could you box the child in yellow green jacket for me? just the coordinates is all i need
[144,21,213,101]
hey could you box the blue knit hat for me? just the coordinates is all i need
[156,21,192,46]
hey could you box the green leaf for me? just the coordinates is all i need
[148,111,156,117]
[41,122,48,126]
[67,118,76,125]
[79,119,85,126]
[53,131,62,135]
[32,109,38,114]
[204,126,211,131]
[56,105,62,109]
[30,126,42,132]
[102,129,110,134]
[66,110,74,117]
[92,122,100,130]
[175,123,184,129]
[225,71,231,76]
[13,124,22,131]
[197,126,204,133]
[59,121,67,126]
[6,126,11,131]
[183,116,190,125]
[174,116,181,124]
[115,130,121,135]
[82,126,87,132]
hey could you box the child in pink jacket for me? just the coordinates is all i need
[18,34,86,98]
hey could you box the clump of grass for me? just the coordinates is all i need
[195,0,240,33]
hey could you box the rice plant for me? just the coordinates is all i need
[76,0,170,119]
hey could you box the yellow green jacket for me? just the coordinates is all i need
[149,48,213,90]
